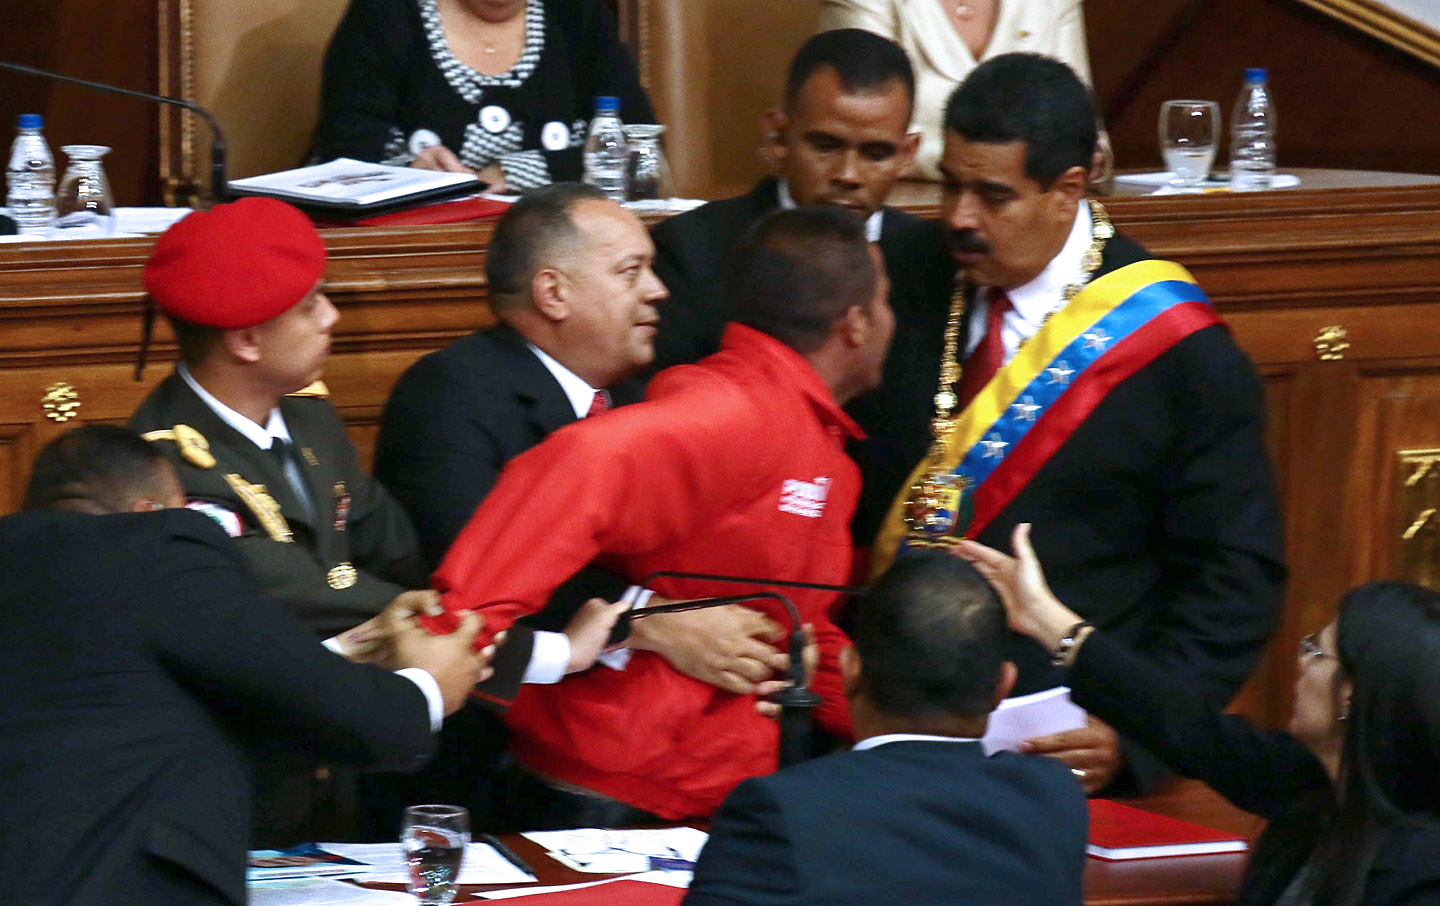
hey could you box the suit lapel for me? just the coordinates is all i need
[490,326,579,439]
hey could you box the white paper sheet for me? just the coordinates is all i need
[519,827,709,874]
[478,871,693,899]
[320,840,536,885]
[247,878,414,906]
[981,685,1089,755]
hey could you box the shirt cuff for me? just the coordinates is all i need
[595,586,654,671]
[523,630,572,685]
[394,667,445,732]
[321,636,344,655]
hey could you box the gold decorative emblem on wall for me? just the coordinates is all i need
[1398,448,1440,590]
[41,382,81,422]
[1314,326,1350,361]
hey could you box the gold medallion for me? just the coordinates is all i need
[326,562,358,590]
[903,469,973,546]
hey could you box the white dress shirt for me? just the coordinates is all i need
[964,202,1094,362]
[177,365,445,731]
[777,179,885,242]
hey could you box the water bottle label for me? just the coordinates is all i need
[542,121,570,151]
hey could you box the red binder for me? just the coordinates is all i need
[1087,799,1249,861]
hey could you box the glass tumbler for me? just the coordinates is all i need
[1157,101,1220,190]
[55,144,115,234]
[623,124,672,201]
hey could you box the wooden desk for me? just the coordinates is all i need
[356,778,1261,905]
[5,170,1440,736]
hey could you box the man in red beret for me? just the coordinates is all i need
[129,197,432,844]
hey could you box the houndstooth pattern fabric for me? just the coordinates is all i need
[419,0,545,103]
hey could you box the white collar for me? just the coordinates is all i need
[178,363,292,451]
[776,179,884,243]
[527,343,599,419]
[994,201,1093,326]
[852,733,982,751]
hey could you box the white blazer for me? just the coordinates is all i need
[819,0,1091,178]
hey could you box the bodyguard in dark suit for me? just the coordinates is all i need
[850,55,1284,794]
[650,29,921,372]
[684,550,1086,906]
[0,426,489,906]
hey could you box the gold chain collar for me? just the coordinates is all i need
[926,199,1114,450]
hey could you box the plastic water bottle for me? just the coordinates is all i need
[1229,68,1276,192]
[6,114,57,235]
[582,96,628,201]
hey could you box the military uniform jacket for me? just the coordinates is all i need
[131,372,428,638]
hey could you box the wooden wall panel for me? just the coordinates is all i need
[1086,0,1440,175]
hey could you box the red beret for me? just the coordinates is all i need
[144,197,326,329]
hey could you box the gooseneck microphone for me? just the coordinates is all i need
[0,60,229,202]
[635,570,868,770]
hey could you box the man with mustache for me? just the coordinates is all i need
[849,53,1283,795]
[650,28,920,372]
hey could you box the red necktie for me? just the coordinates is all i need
[953,290,1012,411]
[586,390,611,417]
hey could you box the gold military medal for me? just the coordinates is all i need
[327,562,358,589]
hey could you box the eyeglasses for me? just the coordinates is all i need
[1298,632,1336,664]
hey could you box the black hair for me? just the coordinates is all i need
[725,205,876,354]
[166,312,222,365]
[850,549,1007,717]
[785,28,916,119]
[486,182,610,312]
[23,424,174,514]
[943,52,1096,187]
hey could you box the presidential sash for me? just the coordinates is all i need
[870,260,1222,578]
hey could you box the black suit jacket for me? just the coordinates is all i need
[131,372,428,639]
[0,508,433,906]
[683,741,1086,906]
[650,178,920,372]
[849,218,1285,791]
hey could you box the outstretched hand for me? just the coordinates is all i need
[954,524,1082,651]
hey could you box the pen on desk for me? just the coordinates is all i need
[480,833,537,877]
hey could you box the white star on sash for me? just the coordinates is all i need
[981,434,1009,458]
[1010,396,1041,422]
[1046,361,1075,386]
[1083,329,1113,352]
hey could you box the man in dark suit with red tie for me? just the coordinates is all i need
[850,53,1284,795]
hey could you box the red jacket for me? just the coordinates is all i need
[433,324,860,819]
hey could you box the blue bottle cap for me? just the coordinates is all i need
[1244,68,1267,82]
[17,113,43,129]
[594,95,620,112]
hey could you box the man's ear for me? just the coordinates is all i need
[530,268,570,323]
[897,130,922,172]
[760,109,789,170]
[839,644,862,698]
[991,661,1018,709]
[1050,164,1088,220]
[221,326,262,364]
[839,303,873,349]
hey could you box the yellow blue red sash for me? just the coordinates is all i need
[871,260,1222,577]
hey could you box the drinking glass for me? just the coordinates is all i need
[55,144,116,234]
[1157,101,1219,189]
[402,804,469,905]
[623,124,672,201]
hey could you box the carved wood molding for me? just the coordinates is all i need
[1292,0,1440,69]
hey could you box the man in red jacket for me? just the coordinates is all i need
[431,206,894,826]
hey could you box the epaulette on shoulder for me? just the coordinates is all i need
[140,423,216,469]
[286,381,330,399]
